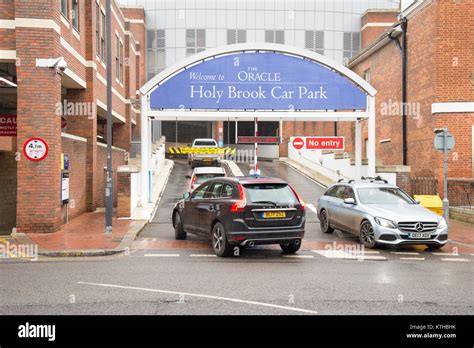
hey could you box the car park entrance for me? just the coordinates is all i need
[138,43,377,206]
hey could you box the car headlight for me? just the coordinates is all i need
[375,217,397,229]
[437,217,447,229]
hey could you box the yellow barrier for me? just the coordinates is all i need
[168,147,236,155]
[414,195,443,216]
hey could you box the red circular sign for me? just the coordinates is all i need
[292,137,304,150]
[23,137,49,162]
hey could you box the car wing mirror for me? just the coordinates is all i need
[185,175,191,179]
[414,199,421,204]
[343,198,356,205]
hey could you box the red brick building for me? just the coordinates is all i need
[0,0,146,234]
[340,0,473,206]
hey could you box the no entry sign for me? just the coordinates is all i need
[292,137,305,150]
[23,137,49,161]
[291,136,345,150]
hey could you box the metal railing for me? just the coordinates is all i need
[411,176,438,195]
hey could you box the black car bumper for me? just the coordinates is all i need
[226,226,305,246]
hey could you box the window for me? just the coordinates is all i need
[61,0,68,18]
[325,185,346,199]
[115,35,120,80]
[100,10,106,62]
[193,140,217,146]
[115,35,123,82]
[186,29,206,56]
[72,0,79,31]
[195,173,225,185]
[191,183,211,200]
[305,30,324,55]
[147,30,166,81]
[342,187,355,200]
[221,184,234,198]
[243,184,297,205]
[227,29,246,44]
[364,69,371,83]
[95,3,100,56]
[205,182,224,199]
[343,32,361,64]
[119,40,123,82]
[265,30,284,44]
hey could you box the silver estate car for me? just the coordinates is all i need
[317,177,448,249]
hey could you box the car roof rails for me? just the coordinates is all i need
[361,176,388,184]
[337,178,345,183]
[348,179,355,184]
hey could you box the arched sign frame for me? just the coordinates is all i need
[139,43,376,205]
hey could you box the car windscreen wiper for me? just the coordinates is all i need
[252,201,277,206]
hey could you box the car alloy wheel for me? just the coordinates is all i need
[359,221,376,248]
[213,226,223,251]
[212,222,231,257]
[320,210,334,234]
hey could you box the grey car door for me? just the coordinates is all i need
[337,186,360,234]
[326,185,346,228]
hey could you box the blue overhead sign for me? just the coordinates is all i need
[150,52,367,111]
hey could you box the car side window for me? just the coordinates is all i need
[343,187,355,200]
[325,186,338,197]
[204,182,223,199]
[334,185,347,200]
[191,183,211,199]
[221,184,234,198]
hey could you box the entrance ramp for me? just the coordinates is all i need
[279,158,334,188]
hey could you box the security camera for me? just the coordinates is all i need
[433,128,446,134]
[53,57,67,72]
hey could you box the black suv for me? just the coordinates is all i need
[172,176,306,257]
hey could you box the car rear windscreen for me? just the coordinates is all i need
[193,141,217,146]
[243,184,298,205]
[196,173,225,184]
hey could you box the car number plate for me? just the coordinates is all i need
[408,232,431,239]
[262,211,286,219]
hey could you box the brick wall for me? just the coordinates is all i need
[15,1,63,234]
[448,179,474,207]
[0,0,145,232]
[347,1,473,199]
[361,10,398,49]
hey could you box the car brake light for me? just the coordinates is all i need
[290,185,306,211]
[191,175,197,189]
[229,184,246,212]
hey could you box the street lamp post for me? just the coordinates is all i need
[105,0,113,234]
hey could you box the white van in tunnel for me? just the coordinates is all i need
[189,138,221,168]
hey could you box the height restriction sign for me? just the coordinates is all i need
[23,137,49,162]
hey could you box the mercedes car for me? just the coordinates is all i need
[172,176,306,257]
[317,177,448,249]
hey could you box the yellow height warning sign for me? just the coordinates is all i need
[168,147,236,155]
